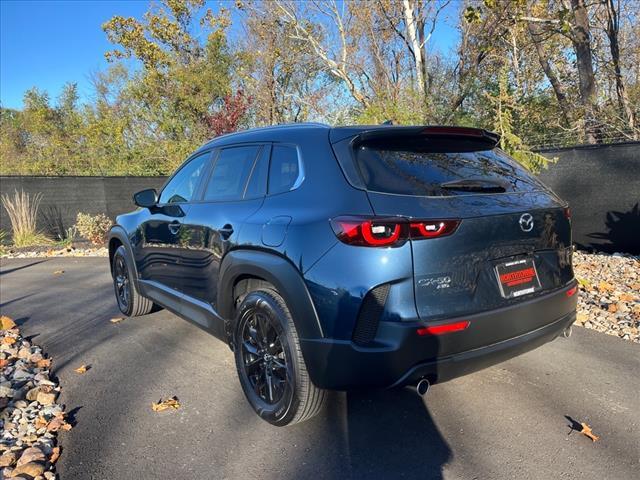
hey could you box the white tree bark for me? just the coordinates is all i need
[402,0,424,94]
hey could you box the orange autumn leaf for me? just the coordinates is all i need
[35,416,48,429]
[2,336,16,345]
[50,447,61,464]
[0,315,16,330]
[74,365,89,374]
[36,358,52,368]
[598,281,614,292]
[580,423,599,442]
[152,396,180,412]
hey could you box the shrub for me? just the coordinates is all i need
[75,212,112,246]
[1,189,50,247]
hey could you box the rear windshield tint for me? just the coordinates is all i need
[354,145,544,196]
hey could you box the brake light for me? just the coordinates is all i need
[330,217,459,247]
[564,207,571,219]
[417,320,470,336]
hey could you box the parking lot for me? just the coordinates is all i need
[1,257,638,479]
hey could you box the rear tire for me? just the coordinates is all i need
[112,246,153,317]
[233,288,326,426]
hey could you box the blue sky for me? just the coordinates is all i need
[0,0,460,110]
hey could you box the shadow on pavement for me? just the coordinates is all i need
[0,259,49,275]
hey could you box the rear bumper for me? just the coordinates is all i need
[300,283,577,390]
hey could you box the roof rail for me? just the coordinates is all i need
[204,122,330,146]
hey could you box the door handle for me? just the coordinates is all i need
[168,220,182,235]
[219,224,234,239]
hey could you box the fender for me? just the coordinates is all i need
[107,226,141,291]
[218,249,324,341]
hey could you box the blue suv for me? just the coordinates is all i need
[109,123,577,426]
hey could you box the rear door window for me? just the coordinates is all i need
[355,144,543,196]
[202,146,261,201]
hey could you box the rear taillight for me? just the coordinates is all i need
[331,217,460,247]
[566,285,578,297]
[564,207,571,219]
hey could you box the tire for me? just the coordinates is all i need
[233,288,327,426]
[112,245,154,317]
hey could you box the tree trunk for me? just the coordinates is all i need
[604,0,636,135]
[402,0,425,95]
[527,21,572,126]
[569,0,599,143]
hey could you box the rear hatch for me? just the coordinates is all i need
[332,126,574,322]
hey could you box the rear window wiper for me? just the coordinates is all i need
[440,179,507,193]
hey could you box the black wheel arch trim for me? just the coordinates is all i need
[218,249,324,340]
[108,226,140,290]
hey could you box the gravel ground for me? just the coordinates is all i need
[1,317,69,479]
[573,251,640,343]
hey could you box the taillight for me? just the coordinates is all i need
[566,285,578,297]
[564,207,571,219]
[330,217,459,247]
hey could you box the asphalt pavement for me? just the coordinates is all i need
[0,257,638,480]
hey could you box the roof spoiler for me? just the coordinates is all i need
[330,125,501,147]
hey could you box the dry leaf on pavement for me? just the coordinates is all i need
[50,447,61,464]
[152,396,181,412]
[580,423,599,442]
[110,317,125,324]
[74,365,89,374]
[53,270,65,275]
[0,315,16,330]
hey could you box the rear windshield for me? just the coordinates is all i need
[354,144,544,196]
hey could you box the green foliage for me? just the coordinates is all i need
[489,69,555,174]
[75,212,112,246]
[0,190,50,247]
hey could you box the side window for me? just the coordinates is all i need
[269,145,301,195]
[159,152,209,204]
[244,145,269,199]
[203,146,260,202]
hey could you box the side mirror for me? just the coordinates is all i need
[133,189,158,208]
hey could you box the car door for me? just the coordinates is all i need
[180,145,268,309]
[133,151,211,293]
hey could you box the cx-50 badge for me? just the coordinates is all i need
[519,213,534,232]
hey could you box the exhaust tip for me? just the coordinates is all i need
[416,378,430,397]
[562,326,572,338]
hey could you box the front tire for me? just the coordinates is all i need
[112,246,153,317]
[233,288,326,426]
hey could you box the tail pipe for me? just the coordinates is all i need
[416,378,430,397]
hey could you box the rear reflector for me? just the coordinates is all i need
[566,285,578,297]
[417,321,470,336]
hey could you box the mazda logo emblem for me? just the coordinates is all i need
[519,213,534,232]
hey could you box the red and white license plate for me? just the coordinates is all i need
[495,258,541,299]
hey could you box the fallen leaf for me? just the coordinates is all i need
[580,422,599,442]
[0,315,16,330]
[598,281,614,292]
[46,416,72,432]
[53,269,65,275]
[607,303,618,313]
[1,336,16,345]
[50,446,61,464]
[110,317,125,324]
[0,358,8,368]
[36,358,52,368]
[152,396,181,412]
[34,416,48,430]
[619,293,634,302]
[74,364,89,374]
